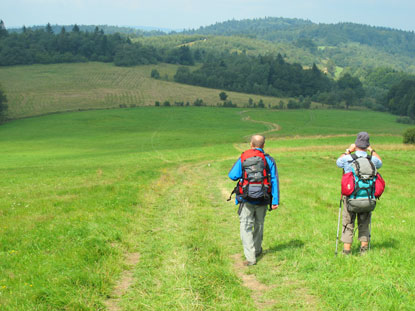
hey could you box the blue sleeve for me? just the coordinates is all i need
[228,158,242,181]
[371,156,382,169]
[266,156,279,205]
[336,156,347,169]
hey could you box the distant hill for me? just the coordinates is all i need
[4,17,415,78]
[184,17,415,57]
[175,17,415,74]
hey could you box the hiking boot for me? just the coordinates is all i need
[342,249,351,256]
[243,260,256,266]
[360,246,369,255]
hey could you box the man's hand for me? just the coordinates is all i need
[271,204,279,210]
[367,146,373,153]
[349,143,356,153]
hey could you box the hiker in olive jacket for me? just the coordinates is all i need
[228,135,279,266]
[336,132,382,255]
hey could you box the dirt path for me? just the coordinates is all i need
[105,252,140,311]
[231,254,276,309]
[233,110,282,152]
[239,110,281,135]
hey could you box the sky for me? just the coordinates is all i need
[1,0,414,32]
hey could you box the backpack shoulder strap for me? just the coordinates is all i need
[263,153,273,172]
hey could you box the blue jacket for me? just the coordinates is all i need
[228,148,280,205]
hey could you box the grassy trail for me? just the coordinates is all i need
[113,158,320,310]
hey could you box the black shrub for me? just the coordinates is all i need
[403,128,415,144]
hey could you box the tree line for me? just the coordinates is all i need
[173,53,364,107]
[383,79,415,122]
[0,23,194,67]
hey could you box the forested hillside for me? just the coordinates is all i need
[179,17,415,73]
[0,25,193,66]
[1,17,415,120]
[185,17,415,57]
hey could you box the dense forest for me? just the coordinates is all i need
[383,79,415,121]
[174,54,331,97]
[173,54,366,109]
[0,24,192,66]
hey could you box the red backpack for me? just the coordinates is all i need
[341,154,386,199]
[228,149,271,202]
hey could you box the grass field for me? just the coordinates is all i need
[0,62,298,119]
[1,105,414,310]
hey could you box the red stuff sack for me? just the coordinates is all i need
[374,173,385,198]
[341,172,355,196]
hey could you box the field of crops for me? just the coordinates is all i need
[0,62,294,119]
[1,105,414,310]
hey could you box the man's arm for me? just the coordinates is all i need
[336,143,356,169]
[368,146,382,169]
[228,158,242,181]
[266,156,279,209]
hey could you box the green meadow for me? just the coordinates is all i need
[1,103,414,310]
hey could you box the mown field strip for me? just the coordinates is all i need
[1,107,414,310]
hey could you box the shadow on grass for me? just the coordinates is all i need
[257,239,305,262]
[351,238,399,254]
[373,238,399,249]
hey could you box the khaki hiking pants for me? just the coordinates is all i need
[341,197,371,244]
[239,202,267,263]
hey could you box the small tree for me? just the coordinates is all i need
[151,69,160,79]
[193,98,205,106]
[403,128,415,144]
[302,98,312,109]
[258,99,265,108]
[72,24,80,33]
[163,101,171,107]
[287,100,300,109]
[46,23,53,34]
[0,85,8,122]
[0,20,8,37]
[155,101,160,107]
[219,91,228,101]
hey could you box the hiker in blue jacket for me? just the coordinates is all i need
[228,135,279,266]
[337,132,382,255]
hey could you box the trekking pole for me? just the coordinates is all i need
[335,197,343,256]
[369,212,372,251]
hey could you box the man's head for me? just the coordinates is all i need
[250,135,265,149]
[355,132,370,150]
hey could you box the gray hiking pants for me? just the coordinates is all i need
[239,202,267,263]
[341,197,371,244]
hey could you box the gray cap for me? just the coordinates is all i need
[355,132,370,149]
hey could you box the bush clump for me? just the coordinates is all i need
[397,116,415,124]
[403,128,415,144]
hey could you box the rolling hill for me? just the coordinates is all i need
[0,62,298,119]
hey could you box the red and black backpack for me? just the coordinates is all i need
[228,149,271,203]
